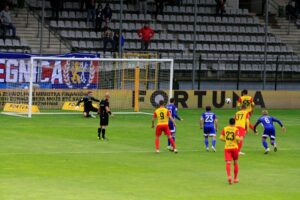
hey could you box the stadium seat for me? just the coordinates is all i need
[75,31,83,38]
[57,21,65,28]
[50,20,57,27]
[72,21,79,28]
[79,41,86,49]
[72,41,79,48]
[90,32,97,39]
[82,31,90,38]
[5,39,13,46]
[61,11,68,18]
[12,39,20,47]
[79,21,87,29]
[86,41,94,48]
[69,11,76,19]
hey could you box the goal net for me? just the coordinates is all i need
[0,57,174,117]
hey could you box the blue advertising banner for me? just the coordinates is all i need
[0,52,100,89]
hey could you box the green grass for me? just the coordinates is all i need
[0,109,300,200]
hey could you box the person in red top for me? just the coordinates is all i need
[137,23,154,51]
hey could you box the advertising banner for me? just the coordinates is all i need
[0,52,99,89]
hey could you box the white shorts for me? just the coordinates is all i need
[203,133,216,137]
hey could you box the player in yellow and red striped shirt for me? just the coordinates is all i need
[220,118,240,184]
[152,100,177,153]
[235,105,255,155]
[237,89,255,115]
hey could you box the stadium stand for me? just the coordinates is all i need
[0,1,31,53]
[21,0,300,75]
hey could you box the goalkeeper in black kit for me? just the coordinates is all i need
[98,93,113,140]
[76,91,100,118]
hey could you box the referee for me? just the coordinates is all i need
[76,91,99,118]
[98,93,112,140]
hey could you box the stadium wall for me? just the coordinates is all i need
[1,89,300,110]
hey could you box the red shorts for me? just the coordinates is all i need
[237,126,246,137]
[156,125,171,137]
[224,148,239,161]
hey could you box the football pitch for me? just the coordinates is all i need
[0,109,299,200]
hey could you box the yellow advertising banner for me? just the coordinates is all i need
[3,103,40,113]
[62,101,99,111]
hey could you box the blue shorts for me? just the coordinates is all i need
[262,128,276,139]
[203,126,216,137]
[169,122,176,133]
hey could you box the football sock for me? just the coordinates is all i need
[226,163,231,177]
[169,137,176,149]
[155,137,160,150]
[172,136,175,143]
[204,137,209,148]
[212,139,216,148]
[168,139,170,146]
[262,140,268,149]
[249,122,254,130]
[270,140,275,146]
[238,140,243,152]
[234,163,239,179]
[102,129,106,139]
[98,128,101,138]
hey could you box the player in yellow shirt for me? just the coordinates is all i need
[152,100,177,153]
[235,105,255,155]
[220,118,240,184]
[237,89,255,115]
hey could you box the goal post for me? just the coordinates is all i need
[21,56,175,118]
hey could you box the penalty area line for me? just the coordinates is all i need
[0,149,200,155]
[0,112,28,118]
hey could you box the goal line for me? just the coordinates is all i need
[1,111,153,116]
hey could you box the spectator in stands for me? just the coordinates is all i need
[155,0,164,18]
[286,0,298,19]
[50,0,60,21]
[102,26,114,53]
[95,3,103,32]
[139,0,147,15]
[113,31,125,52]
[102,3,112,27]
[86,0,96,27]
[215,0,226,18]
[0,5,16,37]
[138,23,154,51]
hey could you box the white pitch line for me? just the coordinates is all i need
[0,150,200,155]
[0,112,28,118]
[1,112,153,116]
[32,112,81,115]
[0,148,297,155]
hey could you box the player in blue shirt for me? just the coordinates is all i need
[166,98,182,150]
[200,106,218,152]
[254,110,286,154]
